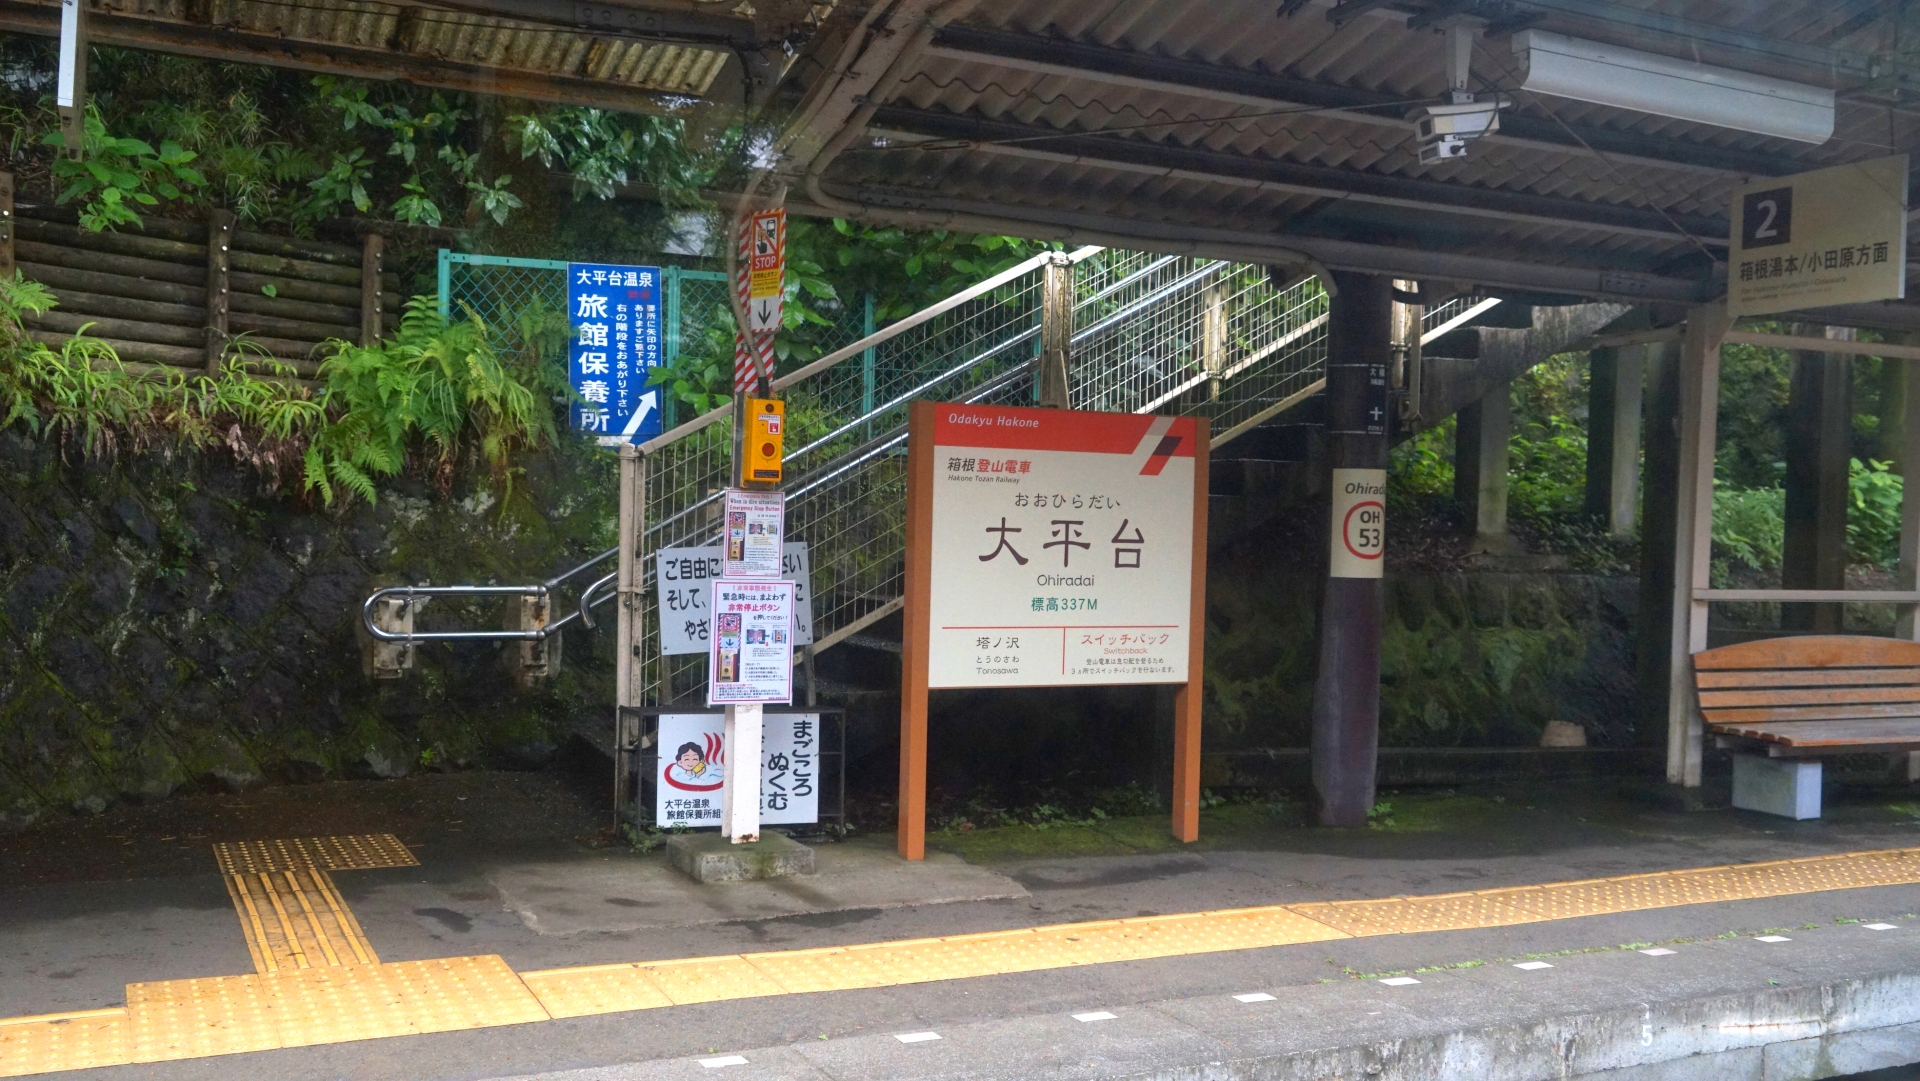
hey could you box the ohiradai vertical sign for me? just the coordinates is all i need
[926,405,1197,688]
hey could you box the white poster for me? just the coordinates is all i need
[1329,468,1385,578]
[657,542,813,656]
[927,404,1196,689]
[722,489,784,579]
[708,579,795,705]
[656,711,819,826]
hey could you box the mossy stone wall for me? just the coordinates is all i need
[1205,553,1640,751]
[0,432,618,831]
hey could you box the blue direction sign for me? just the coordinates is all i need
[568,262,663,445]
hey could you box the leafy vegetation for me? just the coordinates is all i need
[0,272,565,506]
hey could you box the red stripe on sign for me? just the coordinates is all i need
[934,404,1196,454]
[1139,434,1182,475]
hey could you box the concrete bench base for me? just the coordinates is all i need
[1732,754,1823,820]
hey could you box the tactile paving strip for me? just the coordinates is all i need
[225,866,380,973]
[126,955,549,1063]
[1288,846,1920,936]
[0,1010,130,1078]
[212,834,417,875]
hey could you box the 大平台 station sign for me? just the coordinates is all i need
[1728,155,1908,317]
[924,404,1198,688]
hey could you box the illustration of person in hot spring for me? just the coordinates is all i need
[667,741,724,789]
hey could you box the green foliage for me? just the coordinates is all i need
[801,219,1057,324]
[43,108,204,231]
[508,107,716,205]
[0,271,321,462]
[1710,481,1784,580]
[305,297,567,504]
[1848,457,1903,567]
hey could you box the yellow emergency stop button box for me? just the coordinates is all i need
[745,397,784,484]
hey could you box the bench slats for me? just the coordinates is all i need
[1698,686,1920,709]
[1695,667,1920,690]
[1693,635,1920,670]
[1706,718,1920,747]
[1702,701,1920,723]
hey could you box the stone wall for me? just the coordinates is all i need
[0,432,618,831]
[1205,550,1641,752]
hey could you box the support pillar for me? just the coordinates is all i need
[1037,252,1073,409]
[1635,340,1680,744]
[1782,326,1853,633]
[1586,345,1645,539]
[1667,304,1729,787]
[1310,272,1391,827]
[613,445,646,824]
[1454,380,1512,548]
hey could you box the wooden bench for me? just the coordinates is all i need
[1692,635,1920,818]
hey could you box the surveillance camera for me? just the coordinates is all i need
[1411,99,1502,165]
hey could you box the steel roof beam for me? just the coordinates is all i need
[0,1,733,116]
[868,105,1729,245]
[797,179,1710,304]
[925,25,1793,179]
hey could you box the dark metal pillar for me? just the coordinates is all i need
[1310,272,1391,828]
[1783,327,1852,633]
[1634,341,1680,744]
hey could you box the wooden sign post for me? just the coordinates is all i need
[898,401,1209,859]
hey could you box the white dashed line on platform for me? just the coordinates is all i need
[699,1056,748,1068]
[1639,947,1676,956]
[1755,935,1791,943]
[1073,1011,1118,1022]
[1866,923,1899,930]
[1234,992,1276,1003]
[1513,961,1554,970]
[1379,977,1421,986]
[894,1032,942,1043]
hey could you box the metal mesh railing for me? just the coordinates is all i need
[632,251,1347,704]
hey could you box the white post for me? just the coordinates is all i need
[614,446,645,822]
[1898,356,1920,642]
[56,0,88,159]
[721,703,762,842]
[1666,303,1729,787]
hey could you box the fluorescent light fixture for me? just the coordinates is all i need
[1512,30,1834,144]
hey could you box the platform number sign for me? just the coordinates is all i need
[568,262,663,446]
[1728,156,1906,317]
[1741,187,1792,249]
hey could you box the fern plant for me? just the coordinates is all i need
[306,297,563,504]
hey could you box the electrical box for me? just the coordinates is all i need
[744,397,785,484]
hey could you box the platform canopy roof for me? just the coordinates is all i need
[0,0,829,116]
[766,0,1920,326]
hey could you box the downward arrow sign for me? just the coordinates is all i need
[757,300,776,323]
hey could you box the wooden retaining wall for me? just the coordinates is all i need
[0,172,397,390]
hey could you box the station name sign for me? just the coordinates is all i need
[925,404,1197,689]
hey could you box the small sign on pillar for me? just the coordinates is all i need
[1329,468,1386,578]
[708,488,793,845]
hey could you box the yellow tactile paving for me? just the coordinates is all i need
[225,866,379,973]
[520,964,675,1018]
[0,1010,130,1078]
[7,842,1920,1076]
[212,834,417,875]
[1289,846,1920,936]
[126,956,548,1063]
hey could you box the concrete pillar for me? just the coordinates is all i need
[1635,341,1680,745]
[1586,345,1644,539]
[1782,326,1853,633]
[1310,272,1391,828]
[1454,381,1512,548]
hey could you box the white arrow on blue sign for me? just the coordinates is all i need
[568,262,664,446]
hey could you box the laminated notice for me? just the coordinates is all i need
[1329,468,1385,578]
